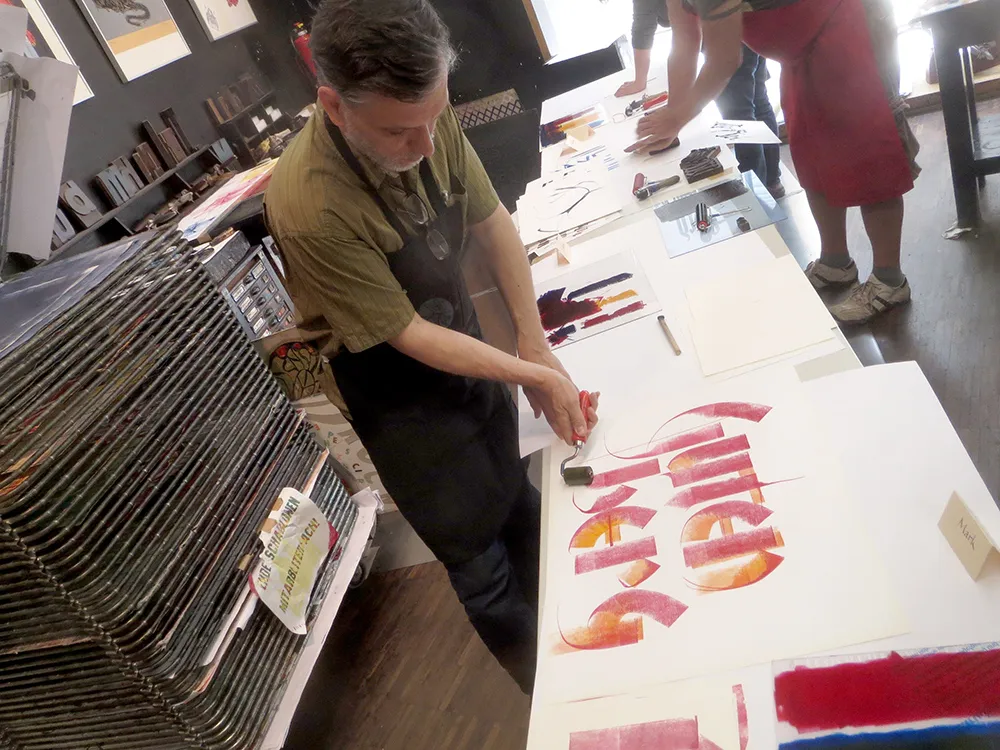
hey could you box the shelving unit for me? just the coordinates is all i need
[211,91,293,169]
[54,146,216,258]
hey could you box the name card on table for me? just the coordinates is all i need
[939,491,997,580]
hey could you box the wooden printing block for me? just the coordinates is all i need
[216,94,234,120]
[206,98,224,125]
[94,166,134,207]
[112,157,145,193]
[58,180,102,228]
[132,148,158,185]
[226,85,245,111]
[159,128,187,164]
[51,207,77,249]
[159,107,194,154]
[680,146,725,184]
[133,143,165,181]
[141,119,178,168]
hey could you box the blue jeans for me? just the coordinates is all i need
[716,46,782,187]
[445,463,540,693]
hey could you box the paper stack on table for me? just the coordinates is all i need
[685,255,838,376]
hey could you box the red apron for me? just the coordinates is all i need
[741,0,914,206]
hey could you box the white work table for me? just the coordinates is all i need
[524,71,1000,749]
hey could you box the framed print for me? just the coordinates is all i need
[0,0,93,103]
[73,0,190,83]
[185,0,257,41]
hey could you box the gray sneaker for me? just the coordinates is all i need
[804,258,859,290]
[829,275,911,324]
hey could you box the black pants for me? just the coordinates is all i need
[444,459,541,694]
[716,45,782,187]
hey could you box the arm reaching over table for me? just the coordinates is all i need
[627,0,745,154]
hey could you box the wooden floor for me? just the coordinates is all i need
[283,101,1000,750]
[284,563,530,750]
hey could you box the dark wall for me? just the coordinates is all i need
[44,0,317,187]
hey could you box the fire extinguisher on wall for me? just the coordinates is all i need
[292,22,317,79]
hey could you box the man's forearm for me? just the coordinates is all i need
[467,203,549,353]
[390,314,550,388]
[633,47,652,85]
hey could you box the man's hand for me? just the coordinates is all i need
[615,79,646,98]
[520,342,600,443]
[625,104,690,155]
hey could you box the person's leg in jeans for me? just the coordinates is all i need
[501,460,542,614]
[445,538,538,693]
[715,45,766,182]
[752,55,783,190]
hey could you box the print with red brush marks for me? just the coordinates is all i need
[567,683,750,750]
[774,649,1000,734]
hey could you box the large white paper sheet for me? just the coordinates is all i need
[534,367,906,705]
[2,52,76,262]
[534,251,662,350]
[527,677,748,750]
[685,255,837,376]
[802,362,1000,653]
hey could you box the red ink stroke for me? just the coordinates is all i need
[575,537,657,575]
[669,452,755,488]
[567,272,634,300]
[774,649,1000,734]
[569,506,658,549]
[570,717,699,750]
[733,684,749,750]
[684,526,784,568]
[668,435,751,471]
[672,402,772,423]
[574,485,638,514]
[619,558,660,588]
[581,300,646,329]
[610,424,725,461]
[548,323,576,345]
[560,590,689,651]
[669,474,776,509]
[681,500,775,543]
[591,459,661,488]
[538,288,600,330]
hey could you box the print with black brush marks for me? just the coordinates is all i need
[92,0,150,27]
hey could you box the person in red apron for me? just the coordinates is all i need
[628,0,920,324]
[265,0,599,694]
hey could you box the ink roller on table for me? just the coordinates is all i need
[561,390,595,486]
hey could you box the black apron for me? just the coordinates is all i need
[325,122,523,566]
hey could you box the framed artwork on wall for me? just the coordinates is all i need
[185,0,258,41]
[0,0,94,104]
[72,0,190,83]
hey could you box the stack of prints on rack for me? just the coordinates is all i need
[0,229,358,749]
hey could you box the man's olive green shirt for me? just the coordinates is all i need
[264,106,500,360]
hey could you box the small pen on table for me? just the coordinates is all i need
[657,315,681,356]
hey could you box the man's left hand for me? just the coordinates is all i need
[626,105,688,155]
[520,343,600,434]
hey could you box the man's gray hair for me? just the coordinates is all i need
[310,0,457,103]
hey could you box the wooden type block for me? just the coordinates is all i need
[141,119,178,169]
[159,107,194,154]
[58,180,102,228]
[51,207,76,249]
[159,128,187,164]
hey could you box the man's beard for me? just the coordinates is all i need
[341,124,423,174]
